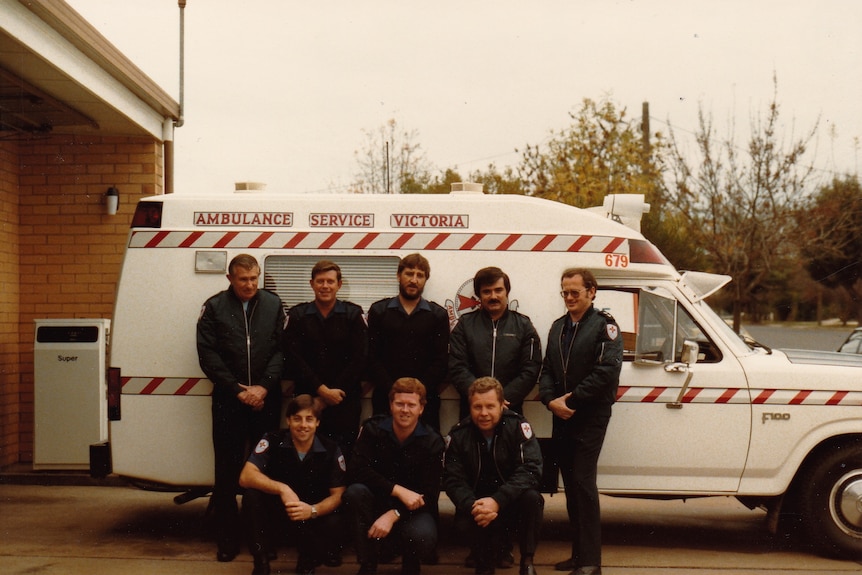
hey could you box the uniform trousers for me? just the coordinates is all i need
[453,488,544,570]
[342,483,437,573]
[555,411,611,568]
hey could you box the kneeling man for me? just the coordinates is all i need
[444,377,544,575]
[343,377,444,575]
[239,394,346,575]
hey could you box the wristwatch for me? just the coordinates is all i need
[392,508,401,518]
[310,505,318,519]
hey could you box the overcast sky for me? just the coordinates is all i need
[67,0,861,195]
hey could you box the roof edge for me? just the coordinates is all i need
[19,0,180,122]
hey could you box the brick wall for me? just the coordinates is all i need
[0,140,21,468]
[5,134,163,465]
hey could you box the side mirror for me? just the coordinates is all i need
[681,340,700,365]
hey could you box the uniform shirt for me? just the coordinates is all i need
[367,296,449,396]
[247,429,346,504]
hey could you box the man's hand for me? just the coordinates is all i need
[471,497,500,528]
[367,509,399,539]
[548,392,575,420]
[285,500,315,522]
[237,384,267,410]
[392,484,425,511]
[317,384,346,406]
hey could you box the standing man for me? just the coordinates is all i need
[239,394,346,575]
[367,253,450,430]
[449,266,542,418]
[538,268,622,575]
[444,377,544,575]
[284,260,367,458]
[343,377,444,575]
[197,253,286,563]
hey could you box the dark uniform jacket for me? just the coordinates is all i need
[367,296,449,398]
[197,286,285,406]
[284,299,367,430]
[448,308,541,413]
[443,409,543,515]
[538,305,623,432]
[348,414,444,516]
[246,430,346,503]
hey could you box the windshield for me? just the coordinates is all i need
[691,299,753,356]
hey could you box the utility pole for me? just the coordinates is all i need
[641,101,650,156]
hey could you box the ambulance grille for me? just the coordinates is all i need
[263,255,400,312]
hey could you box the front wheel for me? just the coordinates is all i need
[798,440,862,558]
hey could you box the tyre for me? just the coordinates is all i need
[798,440,862,558]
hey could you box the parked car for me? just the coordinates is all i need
[837,327,862,354]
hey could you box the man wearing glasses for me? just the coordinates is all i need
[538,268,623,575]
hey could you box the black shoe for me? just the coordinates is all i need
[357,563,378,575]
[570,567,601,575]
[465,550,476,568]
[498,549,515,569]
[323,551,343,567]
[520,564,537,575]
[217,547,239,563]
[296,554,316,575]
[476,566,496,575]
[252,556,271,575]
[554,558,575,571]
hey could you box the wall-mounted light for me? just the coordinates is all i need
[105,186,119,216]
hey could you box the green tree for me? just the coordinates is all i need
[665,79,818,331]
[517,97,665,208]
[800,175,862,323]
[351,118,432,194]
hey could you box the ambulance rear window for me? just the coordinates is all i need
[629,239,670,265]
[131,201,163,228]
[264,255,400,312]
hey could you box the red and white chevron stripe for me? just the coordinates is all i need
[129,230,628,254]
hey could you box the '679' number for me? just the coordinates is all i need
[605,253,629,268]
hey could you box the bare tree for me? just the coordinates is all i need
[351,118,432,194]
[665,78,818,331]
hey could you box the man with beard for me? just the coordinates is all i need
[367,253,449,431]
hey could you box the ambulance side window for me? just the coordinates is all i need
[634,287,721,364]
[262,255,400,312]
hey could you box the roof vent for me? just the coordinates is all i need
[450,182,483,194]
[235,182,267,193]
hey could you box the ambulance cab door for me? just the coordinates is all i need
[597,285,752,494]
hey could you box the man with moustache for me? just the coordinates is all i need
[449,266,542,418]
[343,377,444,575]
[239,394,346,575]
[443,377,544,575]
[538,269,622,575]
[367,253,450,430]
[284,260,367,459]
[197,253,286,563]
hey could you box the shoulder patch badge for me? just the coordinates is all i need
[520,421,533,440]
[338,454,346,472]
[444,435,451,449]
[254,438,269,454]
[606,324,619,340]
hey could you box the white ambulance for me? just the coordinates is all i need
[97,185,862,557]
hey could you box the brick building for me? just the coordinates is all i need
[0,1,179,468]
